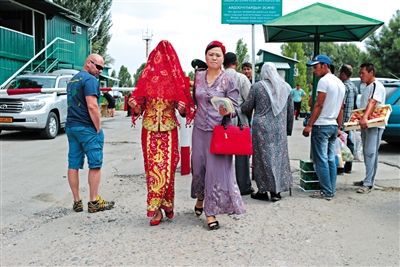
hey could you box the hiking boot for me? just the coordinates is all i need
[88,195,115,213]
[73,199,83,212]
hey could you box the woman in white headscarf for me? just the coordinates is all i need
[241,62,294,202]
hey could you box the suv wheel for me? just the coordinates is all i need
[41,112,59,139]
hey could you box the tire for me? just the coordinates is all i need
[41,112,59,139]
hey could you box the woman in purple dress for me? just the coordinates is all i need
[191,41,245,230]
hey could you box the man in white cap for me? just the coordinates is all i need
[303,54,345,201]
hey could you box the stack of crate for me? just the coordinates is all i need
[299,159,320,191]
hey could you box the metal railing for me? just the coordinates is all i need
[0,37,75,89]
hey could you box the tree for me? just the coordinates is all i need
[302,42,364,77]
[54,0,113,63]
[108,69,117,87]
[235,38,249,71]
[111,69,116,78]
[365,10,400,78]
[133,63,146,86]
[187,70,195,81]
[281,42,309,111]
[118,65,133,88]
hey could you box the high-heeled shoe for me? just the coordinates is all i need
[149,210,163,226]
[194,198,204,216]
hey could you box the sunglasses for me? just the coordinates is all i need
[90,60,104,71]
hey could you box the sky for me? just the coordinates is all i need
[107,0,399,77]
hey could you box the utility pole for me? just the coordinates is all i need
[142,29,153,59]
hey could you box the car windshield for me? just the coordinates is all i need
[7,77,56,89]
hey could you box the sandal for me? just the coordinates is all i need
[149,210,163,226]
[194,198,204,216]
[207,217,220,230]
[309,191,333,201]
[356,186,372,194]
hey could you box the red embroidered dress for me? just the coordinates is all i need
[130,40,194,217]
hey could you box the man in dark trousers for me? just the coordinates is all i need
[338,64,357,174]
[224,52,254,195]
[102,91,116,117]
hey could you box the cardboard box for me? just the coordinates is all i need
[344,104,392,131]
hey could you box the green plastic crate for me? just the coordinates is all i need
[300,170,319,181]
[300,159,314,172]
[299,178,320,191]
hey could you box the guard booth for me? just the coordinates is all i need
[0,0,90,87]
[256,49,298,87]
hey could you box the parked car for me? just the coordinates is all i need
[0,71,76,138]
[382,83,400,144]
[349,77,400,144]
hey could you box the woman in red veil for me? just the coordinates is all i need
[128,40,194,226]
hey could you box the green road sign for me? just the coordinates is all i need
[222,0,282,24]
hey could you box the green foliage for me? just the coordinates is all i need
[188,70,195,81]
[281,43,309,112]
[302,42,364,77]
[54,0,113,63]
[365,10,400,78]
[133,63,146,86]
[235,38,249,71]
[118,65,133,88]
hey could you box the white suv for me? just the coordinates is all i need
[0,72,76,138]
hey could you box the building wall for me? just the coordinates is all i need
[46,16,89,69]
[0,27,34,85]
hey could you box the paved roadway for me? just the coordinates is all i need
[1,111,399,266]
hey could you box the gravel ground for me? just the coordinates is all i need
[1,168,399,266]
[1,112,399,266]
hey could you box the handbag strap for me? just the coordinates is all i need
[221,115,243,130]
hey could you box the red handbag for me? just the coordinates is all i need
[210,116,253,155]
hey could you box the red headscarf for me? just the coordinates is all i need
[132,40,195,124]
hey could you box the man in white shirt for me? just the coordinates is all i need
[353,63,386,194]
[224,52,254,195]
[303,55,345,200]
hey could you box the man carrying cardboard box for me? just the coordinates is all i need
[354,63,386,194]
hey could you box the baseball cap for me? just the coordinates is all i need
[307,54,332,66]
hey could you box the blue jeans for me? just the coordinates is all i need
[311,125,338,197]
